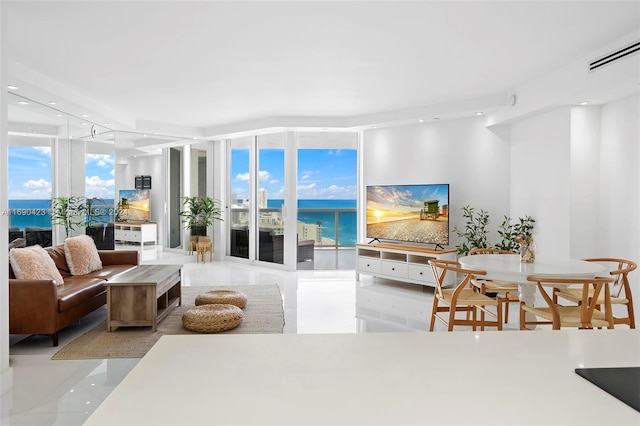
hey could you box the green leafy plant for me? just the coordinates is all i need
[50,196,86,238]
[496,215,536,252]
[452,205,490,255]
[179,196,223,235]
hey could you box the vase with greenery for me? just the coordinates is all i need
[452,205,490,255]
[179,196,223,236]
[496,214,536,261]
[50,196,86,239]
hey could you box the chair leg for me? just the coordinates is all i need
[429,298,439,332]
[519,302,526,330]
[627,301,636,329]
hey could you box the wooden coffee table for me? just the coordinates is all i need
[105,264,182,332]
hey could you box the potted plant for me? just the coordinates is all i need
[496,215,536,261]
[179,196,223,237]
[452,205,490,256]
[50,196,86,239]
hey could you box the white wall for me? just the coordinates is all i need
[598,95,639,260]
[510,107,572,258]
[362,116,511,249]
[115,155,165,247]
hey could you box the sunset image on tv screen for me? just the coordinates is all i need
[366,184,449,245]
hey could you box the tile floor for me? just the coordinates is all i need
[1,245,510,426]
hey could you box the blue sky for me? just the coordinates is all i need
[8,146,115,200]
[231,148,357,201]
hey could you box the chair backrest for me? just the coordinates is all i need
[429,259,486,300]
[583,258,637,298]
[468,247,516,255]
[527,276,615,328]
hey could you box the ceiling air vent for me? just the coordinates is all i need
[589,40,640,72]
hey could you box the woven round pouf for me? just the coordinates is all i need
[195,289,248,309]
[182,304,244,333]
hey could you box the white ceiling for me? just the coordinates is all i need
[5,1,640,138]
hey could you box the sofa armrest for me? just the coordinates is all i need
[98,250,140,266]
[9,279,60,332]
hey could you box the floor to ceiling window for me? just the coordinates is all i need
[226,131,358,270]
[229,137,251,259]
[296,132,358,270]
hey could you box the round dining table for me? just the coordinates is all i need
[458,253,607,326]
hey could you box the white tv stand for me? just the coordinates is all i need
[356,242,457,287]
[115,222,157,249]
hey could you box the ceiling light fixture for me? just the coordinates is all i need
[48,101,57,105]
[17,101,28,105]
[578,101,590,105]
[8,85,19,90]
[419,119,424,123]
[475,112,484,116]
[82,114,90,118]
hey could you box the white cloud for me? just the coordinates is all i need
[23,179,51,190]
[33,147,51,156]
[258,170,271,182]
[86,176,115,199]
[86,154,115,168]
[236,172,250,182]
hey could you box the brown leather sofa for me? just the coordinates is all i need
[9,244,140,346]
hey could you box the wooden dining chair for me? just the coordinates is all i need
[429,259,502,331]
[468,247,520,324]
[520,276,615,330]
[553,258,637,329]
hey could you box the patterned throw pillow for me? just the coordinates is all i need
[64,235,103,276]
[9,244,65,285]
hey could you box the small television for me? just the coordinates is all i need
[366,184,449,247]
[118,189,150,222]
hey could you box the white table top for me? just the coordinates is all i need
[85,330,640,425]
[458,254,606,283]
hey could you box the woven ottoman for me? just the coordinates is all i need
[195,289,247,309]
[182,304,244,333]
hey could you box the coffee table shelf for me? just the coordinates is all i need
[105,264,182,332]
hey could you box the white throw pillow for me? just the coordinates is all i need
[9,244,65,285]
[64,235,103,276]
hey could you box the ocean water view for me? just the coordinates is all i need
[269,199,357,246]
[7,199,116,230]
[8,198,358,245]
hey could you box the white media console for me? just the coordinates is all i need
[356,242,457,287]
[114,222,157,249]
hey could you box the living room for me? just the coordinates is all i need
[1,1,640,424]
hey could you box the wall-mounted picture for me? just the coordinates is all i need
[118,189,150,222]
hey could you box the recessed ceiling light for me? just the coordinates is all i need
[578,101,590,105]
[8,85,19,90]
[48,101,57,105]
[17,101,28,105]
[81,122,87,126]
[82,114,90,118]
[419,119,424,123]
[57,114,64,117]
[475,112,484,116]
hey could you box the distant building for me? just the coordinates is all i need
[297,221,322,244]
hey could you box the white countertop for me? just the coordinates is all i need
[85,330,640,426]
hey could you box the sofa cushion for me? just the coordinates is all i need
[64,235,102,276]
[57,278,106,312]
[9,245,65,285]
[45,244,71,276]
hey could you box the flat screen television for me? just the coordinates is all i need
[118,189,150,222]
[366,184,449,247]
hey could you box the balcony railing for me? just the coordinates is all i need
[230,207,357,249]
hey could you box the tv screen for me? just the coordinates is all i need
[366,184,449,246]
[118,189,150,222]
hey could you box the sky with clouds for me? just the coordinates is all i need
[232,148,357,202]
[8,146,115,201]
